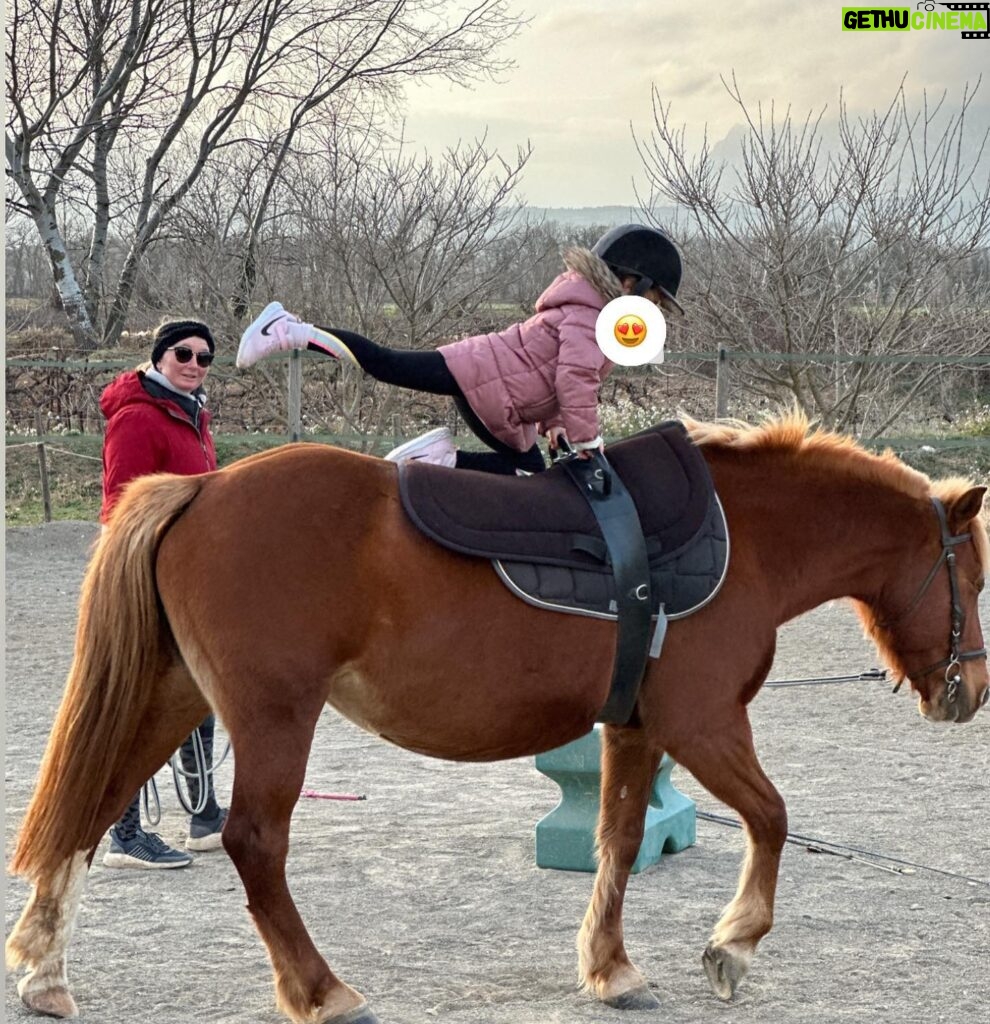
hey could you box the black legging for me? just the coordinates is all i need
[317,327,546,475]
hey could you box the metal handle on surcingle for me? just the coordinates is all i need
[552,438,616,500]
[551,436,576,463]
[572,453,613,500]
[591,455,613,497]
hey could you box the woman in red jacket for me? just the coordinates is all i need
[236,225,683,474]
[99,320,226,868]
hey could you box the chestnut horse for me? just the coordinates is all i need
[7,415,988,1024]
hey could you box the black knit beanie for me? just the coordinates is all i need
[150,320,216,367]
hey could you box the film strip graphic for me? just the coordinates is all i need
[940,2,990,39]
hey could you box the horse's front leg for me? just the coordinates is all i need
[669,711,787,1000]
[577,724,662,1010]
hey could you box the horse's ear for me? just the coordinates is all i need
[947,486,987,532]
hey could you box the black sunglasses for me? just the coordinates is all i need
[167,346,215,367]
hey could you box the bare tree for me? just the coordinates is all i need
[230,1,524,317]
[281,130,538,445]
[636,76,990,432]
[6,0,524,351]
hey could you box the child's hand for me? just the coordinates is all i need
[572,436,605,460]
[545,426,568,450]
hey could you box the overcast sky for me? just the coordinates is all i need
[402,0,990,208]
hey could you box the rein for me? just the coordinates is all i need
[887,497,986,699]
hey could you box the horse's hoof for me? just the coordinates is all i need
[702,942,748,1001]
[603,984,661,1010]
[320,1002,380,1024]
[18,977,79,1018]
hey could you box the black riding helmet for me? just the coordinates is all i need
[592,224,684,315]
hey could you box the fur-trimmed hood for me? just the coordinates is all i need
[562,247,624,304]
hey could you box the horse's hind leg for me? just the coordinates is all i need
[218,700,377,1024]
[9,852,89,1018]
[669,711,787,1000]
[9,657,210,1018]
[577,724,663,1010]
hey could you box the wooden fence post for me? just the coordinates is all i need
[288,350,302,442]
[37,443,52,523]
[715,345,730,418]
[34,407,52,520]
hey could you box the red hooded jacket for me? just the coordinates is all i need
[99,370,216,522]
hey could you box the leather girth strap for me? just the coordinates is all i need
[560,452,652,725]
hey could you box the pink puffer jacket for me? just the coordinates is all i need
[439,249,621,451]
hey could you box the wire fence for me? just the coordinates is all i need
[6,348,989,524]
[7,346,990,437]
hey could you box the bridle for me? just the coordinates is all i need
[887,497,986,702]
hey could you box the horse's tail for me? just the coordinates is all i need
[8,472,205,886]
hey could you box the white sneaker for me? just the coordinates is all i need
[385,427,457,468]
[236,301,301,367]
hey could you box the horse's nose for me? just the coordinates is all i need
[980,685,990,708]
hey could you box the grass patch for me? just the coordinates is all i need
[6,435,104,526]
[5,432,366,526]
[9,427,989,527]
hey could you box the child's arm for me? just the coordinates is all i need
[553,313,610,452]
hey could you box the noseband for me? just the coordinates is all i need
[888,497,986,701]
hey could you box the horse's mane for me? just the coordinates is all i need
[683,412,988,680]
[685,410,933,495]
[683,411,988,572]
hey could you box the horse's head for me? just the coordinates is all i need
[861,484,988,723]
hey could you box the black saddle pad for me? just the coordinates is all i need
[495,494,728,620]
[398,420,713,571]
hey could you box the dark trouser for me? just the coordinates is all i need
[114,714,219,838]
[315,328,546,476]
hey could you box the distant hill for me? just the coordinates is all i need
[522,205,678,229]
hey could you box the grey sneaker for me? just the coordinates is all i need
[103,827,193,869]
[186,807,228,852]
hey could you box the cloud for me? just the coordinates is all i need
[401,1,990,206]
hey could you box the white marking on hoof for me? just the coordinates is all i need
[603,984,661,1010]
[702,941,753,1000]
[19,969,79,1018]
[593,961,652,1005]
[9,853,89,1016]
